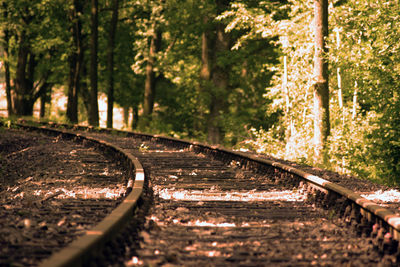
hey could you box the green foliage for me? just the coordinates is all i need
[1,0,281,146]
[225,0,316,162]
[4,0,400,185]
[234,126,285,158]
[225,0,400,185]
[100,9,144,110]
[0,0,70,78]
[327,0,400,184]
[129,0,281,144]
[0,117,11,129]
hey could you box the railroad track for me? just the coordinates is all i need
[1,120,400,266]
[0,123,144,267]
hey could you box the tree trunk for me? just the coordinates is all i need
[132,105,139,130]
[207,96,223,144]
[13,31,36,116]
[352,81,358,120]
[199,0,231,144]
[67,0,84,124]
[4,59,12,117]
[142,25,162,127]
[88,0,99,126]
[313,0,330,163]
[106,0,119,129]
[123,106,130,128]
[200,17,211,82]
[40,94,46,118]
[67,46,79,123]
[79,60,91,117]
[13,38,50,117]
[13,30,29,115]
[2,27,12,117]
[207,6,230,144]
[39,82,52,118]
[1,3,13,116]
[195,17,211,135]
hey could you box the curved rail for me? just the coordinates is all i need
[18,121,400,257]
[13,124,145,267]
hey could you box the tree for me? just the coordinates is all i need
[0,0,68,117]
[199,0,231,144]
[111,3,144,130]
[207,15,230,144]
[39,81,52,118]
[327,0,400,184]
[88,0,99,126]
[147,0,280,143]
[140,1,163,128]
[8,2,56,116]
[67,0,85,124]
[217,1,319,160]
[142,23,162,127]
[313,0,329,163]
[106,0,119,128]
[1,1,12,116]
[13,15,36,116]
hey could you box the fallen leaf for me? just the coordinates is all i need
[140,231,152,244]
[57,217,67,227]
[24,219,31,228]
[176,207,189,213]
[39,221,48,230]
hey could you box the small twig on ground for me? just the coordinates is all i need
[6,147,32,158]
[41,190,63,202]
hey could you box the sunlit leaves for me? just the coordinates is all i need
[327,0,400,184]
[263,0,315,162]
[232,0,400,183]
[218,1,285,50]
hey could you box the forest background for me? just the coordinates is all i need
[0,0,399,185]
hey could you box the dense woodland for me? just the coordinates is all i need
[0,0,399,185]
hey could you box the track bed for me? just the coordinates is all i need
[85,133,387,266]
[2,125,398,266]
